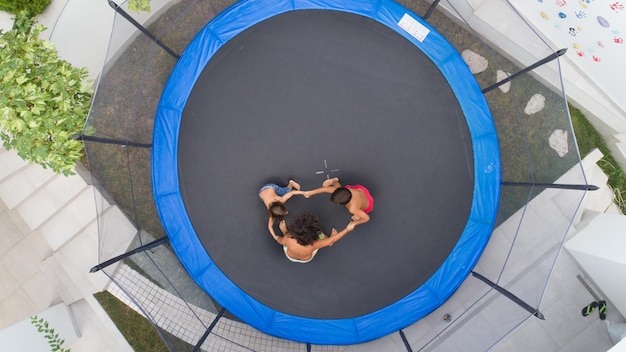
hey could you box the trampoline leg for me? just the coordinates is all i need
[72,133,152,148]
[89,236,169,273]
[193,307,226,352]
[482,49,567,94]
[471,271,545,320]
[399,329,414,352]
[107,0,180,59]
[502,181,599,191]
[423,0,441,20]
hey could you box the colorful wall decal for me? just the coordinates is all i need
[510,0,626,112]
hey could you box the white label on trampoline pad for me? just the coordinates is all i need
[398,13,429,42]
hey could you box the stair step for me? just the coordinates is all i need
[16,173,88,230]
[39,218,113,305]
[59,220,111,291]
[96,205,139,264]
[41,254,84,305]
[0,148,29,182]
[39,186,99,251]
[0,164,56,209]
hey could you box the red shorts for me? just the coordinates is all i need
[345,185,374,213]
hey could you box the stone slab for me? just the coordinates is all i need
[0,238,43,285]
[39,186,97,251]
[0,149,27,182]
[16,174,87,230]
[0,164,55,209]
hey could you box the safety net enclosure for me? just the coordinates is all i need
[84,0,588,350]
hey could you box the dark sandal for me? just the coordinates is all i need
[582,301,598,316]
[598,300,607,320]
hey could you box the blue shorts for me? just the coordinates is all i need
[259,183,291,197]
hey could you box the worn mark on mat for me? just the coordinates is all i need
[314,159,340,179]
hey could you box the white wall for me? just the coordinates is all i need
[509,0,626,113]
[433,0,626,167]
[564,213,626,319]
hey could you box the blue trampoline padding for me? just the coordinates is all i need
[152,0,501,345]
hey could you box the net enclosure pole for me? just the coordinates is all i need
[89,236,169,273]
[482,49,567,94]
[471,271,545,320]
[107,0,180,59]
[423,0,441,20]
[72,134,152,148]
[502,181,598,191]
[192,308,226,352]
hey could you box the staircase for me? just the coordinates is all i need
[0,146,134,351]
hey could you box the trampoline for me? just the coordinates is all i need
[152,0,500,345]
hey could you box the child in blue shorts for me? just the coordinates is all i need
[259,180,303,237]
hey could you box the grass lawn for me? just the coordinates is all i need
[94,291,194,352]
[570,105,626,212]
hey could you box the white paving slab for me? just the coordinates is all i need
[66,296,134,352]
[0,149,28,182]
[21,271,61,312]
[60,223,110,291]
[0,237,43,286]
[16,173,87,230]
[0,164,55,209]
[0,289,37,330]
[0,210,23,257]
[97,205,138,262]
[40,254,84,305]
[24,231,53,261]
[563,323,614,352]
[39,186,97,251]
[504,318,561,352]
[0,262,19,303]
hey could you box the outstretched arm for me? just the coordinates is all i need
[278,190,305,203]
[267,218,284,245]
[349,208,370,227]
[313,225,352,249]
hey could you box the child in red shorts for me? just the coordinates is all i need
[304,177,373,232]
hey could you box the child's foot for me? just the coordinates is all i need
[322,177,337,188]
[581,301,598,316]
[288,179,301,190]
[598,300,607,320]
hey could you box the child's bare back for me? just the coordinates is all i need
[304,177,374,230]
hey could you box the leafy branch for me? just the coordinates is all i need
[30,315,71,352]
[0,12,92,176]
[128,0,151,13]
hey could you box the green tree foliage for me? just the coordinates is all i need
[0,13,92,176]
[129,0,151,13]
[0,0,51,17]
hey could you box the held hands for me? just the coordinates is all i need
[279,219,287,233]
